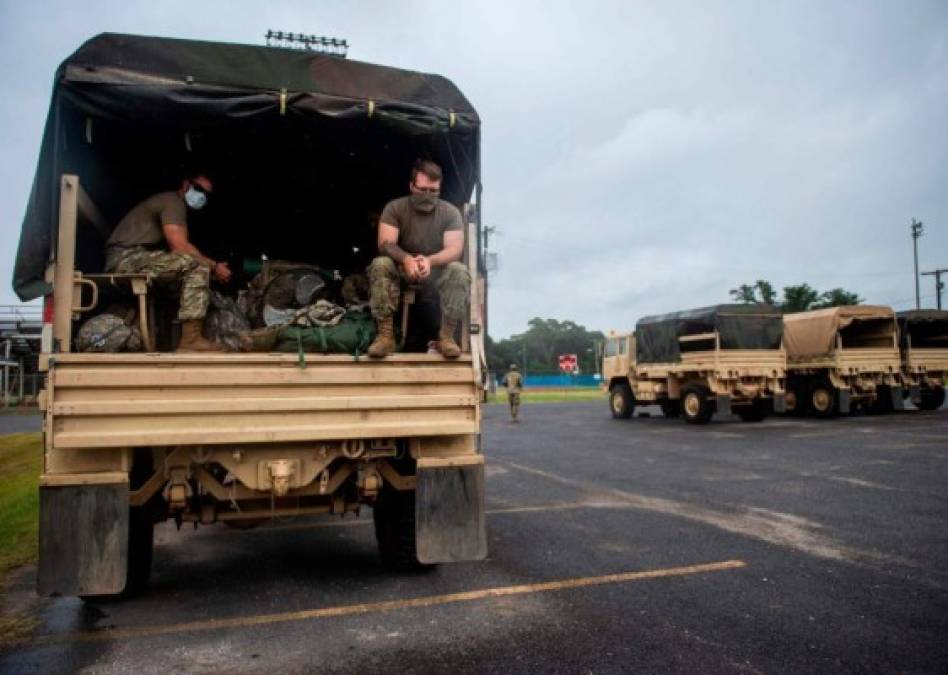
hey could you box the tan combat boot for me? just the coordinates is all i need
[177,319,224,352]
[437,315,461,359]
[368,316,396,358]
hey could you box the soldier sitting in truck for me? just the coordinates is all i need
[104,173,232,352]
[367,159,471,359]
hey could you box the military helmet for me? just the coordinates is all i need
[510,363,518,370]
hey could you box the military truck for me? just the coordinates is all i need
[897,310,948,411]
[13,34,488,598]
[602,304,787,424]
[783,305,903,417]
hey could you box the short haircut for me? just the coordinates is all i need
[411,159,442,184]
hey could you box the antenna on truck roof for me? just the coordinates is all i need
[265,30,348,58]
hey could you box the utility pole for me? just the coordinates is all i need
[921,268,947,310]
[910,219,924,309]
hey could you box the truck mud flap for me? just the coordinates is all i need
[415,457,487,564]
[891,385,905,411]
[715,395,731,417]
[773,393,787,414]
[838,388,851,415]
[38,477,128,597]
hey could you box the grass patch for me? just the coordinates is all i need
[0,433,42,585]
[487,388,605,404]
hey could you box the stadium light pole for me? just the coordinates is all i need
[910,219,924,309]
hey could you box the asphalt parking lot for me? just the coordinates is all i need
[2,402,947,674]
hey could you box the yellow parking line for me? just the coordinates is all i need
[41,560,746,644]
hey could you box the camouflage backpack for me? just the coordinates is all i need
[76,312,143,352]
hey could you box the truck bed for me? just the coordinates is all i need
[788,347,900,373]
[45,353,479,450]
[905,348,948,373]
[636,349,786,377]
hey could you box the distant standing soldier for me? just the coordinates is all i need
[366,159,471,359]
[104,173,231,351]
[504,363,524,422]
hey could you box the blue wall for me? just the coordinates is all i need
[522,374,601,388]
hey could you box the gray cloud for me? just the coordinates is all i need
[1,1,946,337]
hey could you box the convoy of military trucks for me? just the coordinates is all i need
[604,304,946,424]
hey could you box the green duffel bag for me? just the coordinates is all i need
[274,311,376,357]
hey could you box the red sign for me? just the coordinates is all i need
[558,353,578,373]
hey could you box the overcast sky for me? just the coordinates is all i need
[1,1,946,337]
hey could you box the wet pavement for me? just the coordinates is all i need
[1,402,946,674]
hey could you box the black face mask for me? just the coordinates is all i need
[410,191,437,213]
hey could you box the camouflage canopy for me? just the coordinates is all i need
[635,304,783,364]
[13,33,481,301]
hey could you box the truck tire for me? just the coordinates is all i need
[784,389,801,415]
[681,384,714,424]
[736,401,768,422]
[809,380,838,418]
[373,486,433,572]
[609,383,634,419]
[867,386,894,415]
[917,385,946,411]
[124,506,154,595]
[660,400,681,418]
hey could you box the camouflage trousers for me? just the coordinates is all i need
[106,247,210,320]
[367,257,471,321]
[508,392,521,420]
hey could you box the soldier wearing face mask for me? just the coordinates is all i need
[104,173,231,352]
[367,159,471,358]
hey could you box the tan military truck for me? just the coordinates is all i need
[783,305,903,417]
[897,310,948,411]
[12,34,487,598]
[602,304,787,424]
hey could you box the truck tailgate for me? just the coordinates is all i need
[46,353,479,449]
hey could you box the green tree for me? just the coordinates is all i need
[487,318,604,375]
[729,284,758,304]
[755,280,777,306]
[813,288,862,308]
[780,284,820,313]
[728,280,862,313]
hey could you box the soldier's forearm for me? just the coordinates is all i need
[173,241,216,269]
[380,241,409,263]
[428,245,463,268]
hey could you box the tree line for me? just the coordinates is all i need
[486,318,603,375]
[729,280,862,312]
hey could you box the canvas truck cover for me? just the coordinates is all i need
[897,309,948,349]
[635,304,783,364]
[12,33,480,301]
[783,305,895,358]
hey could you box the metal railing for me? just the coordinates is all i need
[0,304,42,329]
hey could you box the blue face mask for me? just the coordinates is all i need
[184,186,207,210]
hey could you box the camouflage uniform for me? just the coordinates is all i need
[107,247,210,320]
[505,368,524,421]
[367,257,470,321]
